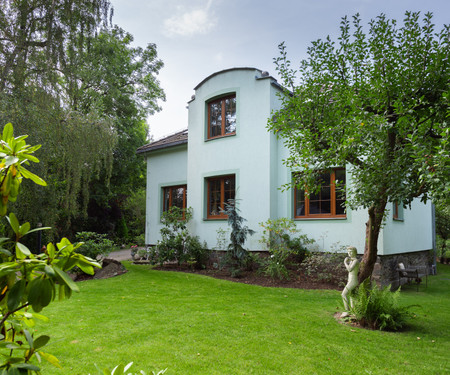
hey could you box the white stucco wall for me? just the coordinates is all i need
[145,145,187,245]
[142,67,434,258]
[187,69,278,250]
[382,200,433,255]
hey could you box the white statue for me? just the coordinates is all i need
[341,246,359,311]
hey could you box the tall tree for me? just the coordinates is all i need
[65,26,165,237]
[0,0,116,238]
[269,12,450,283]
[0,0,111,93]
[0,1,165,240]
[68,26,164,194]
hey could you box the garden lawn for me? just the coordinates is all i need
[38,263,450,375]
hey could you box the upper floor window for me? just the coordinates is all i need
[207,175,235,219]
[294,168,346,219]
[163,185,187,213]
[208,94,236,139]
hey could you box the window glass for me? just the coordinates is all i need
[209,179,221,216]
[172,187,185,209]
[207,175,236,218]
[163,189,170,212]
[207,94,236,139]
[225,97,236,134]
[224,176,235,203]
[163,185,187,213]
[295,189,305,217]
[209,101,222,138]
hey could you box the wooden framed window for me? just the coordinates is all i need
[393,202,404,221]
[393,202,399,220]
[207,94,236,139]
[163,185,187,212]
[207,175,235,219]
[294,168,346,219]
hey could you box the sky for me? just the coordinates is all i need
[109,0,450,141]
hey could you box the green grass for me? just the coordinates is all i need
[37,263,450,375]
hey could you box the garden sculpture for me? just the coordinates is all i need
[342,246,359,311]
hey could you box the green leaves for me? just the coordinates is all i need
[52,266,79,293]
[7,280,26,312]
[28,277,54,313]
[2,123,13,142]
[0,123,46,216]
[272,11,450,208]
[16,167,46,186]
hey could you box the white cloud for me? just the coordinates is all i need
[163,0,217,37]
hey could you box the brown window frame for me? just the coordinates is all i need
[163,185,187,213]
[207,94,236,139]
[206,175,235,219]
[294,168,346,219]
[392,202,404,221]
[393,202,399,220]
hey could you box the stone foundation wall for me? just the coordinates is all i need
[372,250,435,289]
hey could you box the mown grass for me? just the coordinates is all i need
[38,263,450,374]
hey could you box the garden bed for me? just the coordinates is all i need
[151,257,346,290]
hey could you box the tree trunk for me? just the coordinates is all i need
[358,201,387,284]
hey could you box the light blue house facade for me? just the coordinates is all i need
[137,67,435,284]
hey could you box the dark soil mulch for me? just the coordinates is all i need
[72,258,127,281]
[74,256,345,291]
[152,263,343,290]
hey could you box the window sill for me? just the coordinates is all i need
[206,132,236,141]
[204,217,229,221]
[294,216,347,221]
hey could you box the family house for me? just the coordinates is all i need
[137,67,435,285]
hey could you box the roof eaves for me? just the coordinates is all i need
[194,67,262,90]
[136,139,187,154]
[136,129,188,155]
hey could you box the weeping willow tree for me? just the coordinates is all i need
[1,94,117,237]
[0,0,164,239]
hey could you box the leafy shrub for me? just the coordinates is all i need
[263,255,290,280]
[75,231,114,260]
[287,236,310,263]
[349,279,417,331]
[133,233,146,246]
[242,251,262,271]
[259,218,313,280]
[158,206,192,265]
[0,123,101,373]
[154,207,209,269]
[214,227,229,250]
[185,235,209,269]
